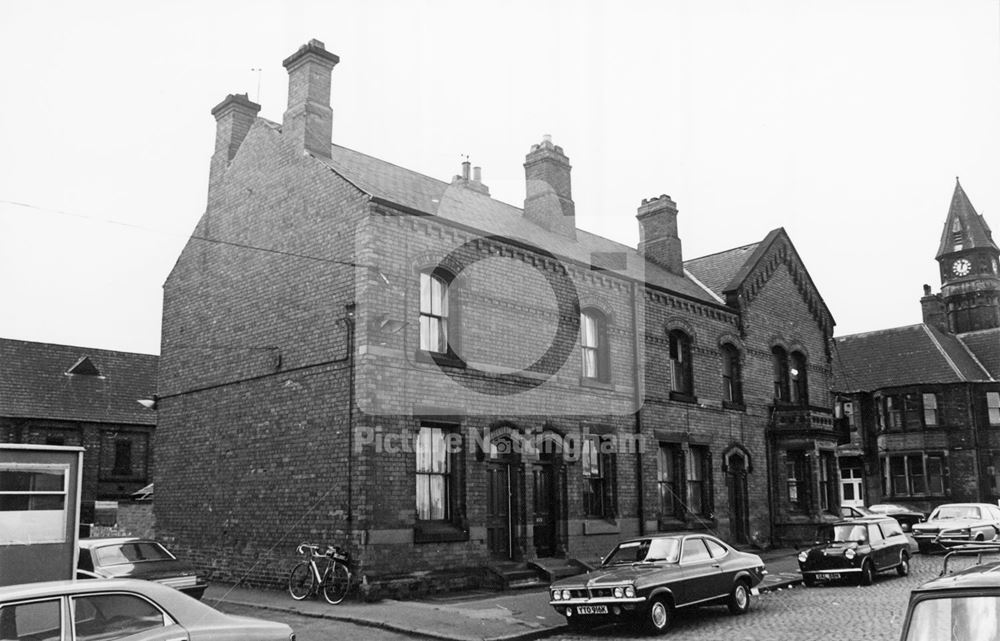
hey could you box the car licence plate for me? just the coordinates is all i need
[577,606,608,615]
[817,573,841,580]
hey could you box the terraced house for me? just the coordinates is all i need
[832,180,1000,514]
[156,40,839,589]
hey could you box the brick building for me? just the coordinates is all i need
[0,338,158,522]
[832,181,1000,514]
[156,40,838,587]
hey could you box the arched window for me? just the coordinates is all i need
[580,309,610,382]
[721,343,743,406]
[771,346,790,402]
[669,330,693,397]
[419,271,450,354]
[790,351,809,406]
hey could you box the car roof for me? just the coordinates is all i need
[914,560,1000,593]
[78,537,145,549]
[617,532,723,545]
[831,516,896,526]
[0,578,173,602]
[932,503,995,509]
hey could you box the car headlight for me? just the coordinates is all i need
[552,590,561,600]
[845,548,856,560]
[798,551,808,563]
[625,585,636,598]
[562,589,571,600]
[613,587,623,598]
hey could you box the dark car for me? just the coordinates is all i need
[548,533,766,634]
[77,537,207,600]
[797,516,910,586]
[867,503,925,531]
[0,578,294,641]
[912,503,1000,553]
[839,504,925,531]
[898,544,1000,641]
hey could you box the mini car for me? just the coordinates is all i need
[548,533,766,634]
[866,503,925,531]
[911,503,1000,553]
[78,537,207,600]
[0,578,295,641]
[898,543,1000,641]
[797,516,910,586]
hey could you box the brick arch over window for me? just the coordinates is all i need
[665,318,698,346]
[721,443,754,474]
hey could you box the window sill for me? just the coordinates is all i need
[722,400,746,412]
[669,391,698,404]
[415,350,466,369]
[414,521,469,544]
[580,377,613,390]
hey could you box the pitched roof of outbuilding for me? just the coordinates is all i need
[831,324,993,392]
[0,338,157,425]
[313,141,722,304]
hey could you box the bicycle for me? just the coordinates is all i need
[287,542,351,604]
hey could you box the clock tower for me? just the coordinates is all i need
[935,179,1000,333]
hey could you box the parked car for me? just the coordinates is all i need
[77,537,207,600]
[0,578,295,641]
[798,516,910,586]
[839,504,925,531]
[866,503,925,530]
[548,533,766,633]
[911,503,1000,553]
[898,543,1000,641]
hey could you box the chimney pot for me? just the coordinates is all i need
[462,159,471,181]
[473,166,482,182]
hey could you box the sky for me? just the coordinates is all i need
[2,0,999,356]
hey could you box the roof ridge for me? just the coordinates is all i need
[835,323,926,340]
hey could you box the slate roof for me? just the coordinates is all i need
[684,242,760,299]
[936,179,998,258]
[831,324,994,392]
[308,139,722,305]
[958,328,1000,379]
[0,338,157,425]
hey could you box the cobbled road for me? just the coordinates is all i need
[554,553,949,641]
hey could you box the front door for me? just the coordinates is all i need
[840,466,864,508]
[532,456,558,557]
[487,458,513,560]
[727,453,750,545]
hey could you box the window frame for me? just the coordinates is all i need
[988,392,1000,426]
[772,347,791,402]
[685,445,712,518]
[582,435,617,520]
[881,452,948,498]
[580,309,610,383]
[418,270,451,356]
[789,351,809,406]
[413,422,467,543]
[668,330,695,401]
[657,443,683,519]
[786,451,809,513]
[720,343,744,408]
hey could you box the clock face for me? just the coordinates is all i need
[952,258,972,277]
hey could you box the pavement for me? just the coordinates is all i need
[203,548,803,641]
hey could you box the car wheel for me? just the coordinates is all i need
[859,560,875,586]
[897,551,910,577]
[727,581,751,615]
[803,575,817,588]
[644,596,673,634]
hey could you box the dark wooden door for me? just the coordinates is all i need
[487,461,512,560]
[728,454,750,545]
[532,461,557,557]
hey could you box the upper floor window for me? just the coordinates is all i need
[580,310,610,382]
[419,271,450,354]
[113,439,133,476]
[923,393,939,426]
[720,343,743,406]
[988,392,1000,426]
[789,351,808,406]
[669,330,693,397]
[879,393,934,431]
[772,347,790,402]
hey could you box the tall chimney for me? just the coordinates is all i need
[523,136,576,239]
[209,93,261,199]
[637,195,683,276]
[921,284,948,333]
[282,39,339,159]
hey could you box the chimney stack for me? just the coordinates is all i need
[523,136,576,239]
[637,195,683,275]
[450,158,490,195]
[282,39,339,158]
[209,93,261,199]
[921,284,949,333]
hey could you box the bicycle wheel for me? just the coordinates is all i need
[322,560,351,605]
[288,562,315,600]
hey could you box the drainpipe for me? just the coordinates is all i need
[345,303,356,526]
[631,282,645,535]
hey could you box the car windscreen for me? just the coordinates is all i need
[94,541,175,566]
[819,524,868,543]
[904,595,1000,641]
[603,539,679,565]
[932,506,982,520]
